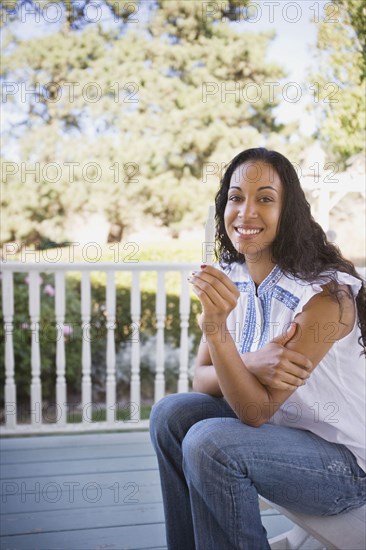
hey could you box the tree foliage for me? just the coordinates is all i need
[1,0,302,245]
[336,0,366,79]
[309,0,366,163]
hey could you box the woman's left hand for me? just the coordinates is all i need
[188,265,240,332]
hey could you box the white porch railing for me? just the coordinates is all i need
[0,261,199,435]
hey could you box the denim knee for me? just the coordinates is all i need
[181,422,205,472]
[149,393,190,443]
[182,419,244,478]
[182,420,222,475]
[149,394,174,442]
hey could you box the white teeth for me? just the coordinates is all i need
[236,228,261,235]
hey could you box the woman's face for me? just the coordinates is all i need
[224,160,283,261]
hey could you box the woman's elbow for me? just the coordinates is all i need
[236,409,269,428]
[241,417,267,428]
[192,372,206,393]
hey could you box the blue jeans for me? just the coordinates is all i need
[149,392,366,550]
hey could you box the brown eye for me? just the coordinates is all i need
[259,196,274,203]
[228,196,241,202]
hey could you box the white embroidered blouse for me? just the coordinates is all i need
[222,262,366,472]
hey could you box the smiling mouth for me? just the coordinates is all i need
[235,227,263,236]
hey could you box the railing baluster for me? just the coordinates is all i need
[29,271,42,427]
[178,271,190,393]
[55,271,66,426]
[106,271,116,424]
[2,271,16,428]
[130,271,141,421]
[0,262,199,434]
[154,271,166,403]
[81,271,92,423]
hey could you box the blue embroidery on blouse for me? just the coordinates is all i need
[233,281,251,292]
[232,266,300,352]
[257,265,283,296]
[273,286,299,311]
[240,291,257,352]
[258,292,272,349]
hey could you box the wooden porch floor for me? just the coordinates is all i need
[0,431,294,549]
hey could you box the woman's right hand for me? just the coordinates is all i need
[242,323,313,390]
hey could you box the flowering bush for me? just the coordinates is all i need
[0,273,202,410]
[43,284,55,297]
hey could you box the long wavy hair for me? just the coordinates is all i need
[215,147,366,354]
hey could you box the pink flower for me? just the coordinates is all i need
[24,274,43,285]
[63,324,73,336]
[43,284,55,297]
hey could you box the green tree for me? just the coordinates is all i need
[1,0,301,245]
[308,0,366,163]
[336,0,366,79]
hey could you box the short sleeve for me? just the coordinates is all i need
[293,271,362,318]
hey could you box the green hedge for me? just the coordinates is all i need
[0,271,203,409]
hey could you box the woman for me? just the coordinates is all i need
[149,148,366,550]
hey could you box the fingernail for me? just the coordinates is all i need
[200,264,207,269]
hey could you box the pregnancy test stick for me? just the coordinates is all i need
[204,204,215,265]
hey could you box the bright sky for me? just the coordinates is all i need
[2,0,329,144]
[235,0,329,135]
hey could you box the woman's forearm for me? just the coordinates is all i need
[240,352,254,372]
[206,326,272,426]
[192,365,223,396]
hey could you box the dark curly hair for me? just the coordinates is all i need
[214,147,366,354]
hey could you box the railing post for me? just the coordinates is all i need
[130,271,141,421]
[29,271,42,427]
[81,271,92,423]
[55,271,67,426]
[0,261,198,434]
[106,271,116,424]
[178,271,190,393]
[154,271,166,403]
[2,270,16,429]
